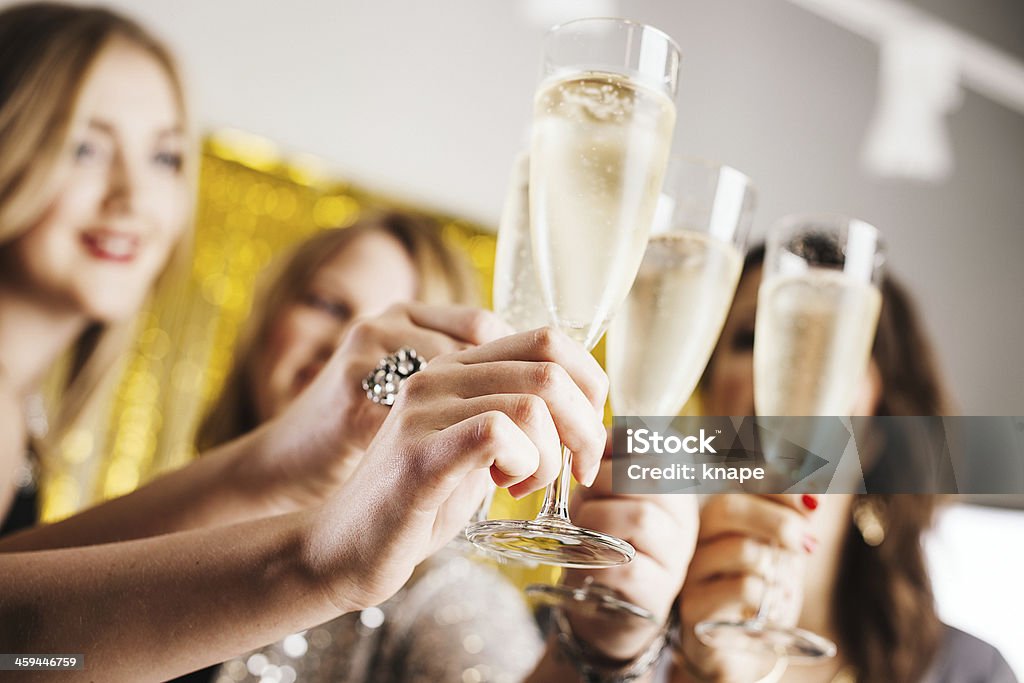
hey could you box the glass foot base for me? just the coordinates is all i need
[526,581,655,623]
[465,518,635,568]
[695,619,838,660]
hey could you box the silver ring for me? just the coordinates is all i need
[361,347,426,406]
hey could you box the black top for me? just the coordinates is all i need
[0,484,37,537]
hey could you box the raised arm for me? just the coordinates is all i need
[0,304,508,552]
[0,508,335,681]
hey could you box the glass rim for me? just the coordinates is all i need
[513,152,756,192]
[666,154,757,193]
[771,212,884,245]
[544,16,683,62]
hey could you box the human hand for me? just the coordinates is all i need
[305,327,610,612]
[556,444,699,663]
[673,494,818,682]
[253,304,512,510]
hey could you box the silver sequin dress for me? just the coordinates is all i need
[214,548,543,683]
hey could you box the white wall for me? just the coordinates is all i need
[926,503,1024,674]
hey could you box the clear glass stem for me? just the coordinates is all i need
[473,483,497,524]
[537,444,574,522]
[754,545,781,624]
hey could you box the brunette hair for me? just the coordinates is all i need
[709,244,948,681]
[0,3,193,444]
[195,210,479,451]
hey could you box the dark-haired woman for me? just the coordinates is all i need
[669,246,1017,682]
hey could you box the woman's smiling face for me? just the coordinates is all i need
[3,38,189,322]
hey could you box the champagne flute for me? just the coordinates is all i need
[492,151,550,334]
[607,158,753,417]
[455,150,546,553]
[695,214,885,660]
[466,18,681,568]
[525,158,756,623]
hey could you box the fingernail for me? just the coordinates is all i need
[801,494,819,511]
[803,534,819,554]
[581,465,599,488]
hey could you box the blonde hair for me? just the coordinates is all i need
[0,3,194,444]
[196,211,479,451]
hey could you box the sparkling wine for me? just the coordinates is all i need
[755,269,882,416]
[493,154,550,332]
[608,231,743,416]
[530,71,676,349]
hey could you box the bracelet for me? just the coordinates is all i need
[552,607,669,683]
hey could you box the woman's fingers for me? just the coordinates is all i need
[686,536,775,583]
[758,493,820,517]
[447,327,609,414]
[414,394,562,494]
[338,304,513,377]
[414,361,606,469]
[573,497,690,576]
[421,410,544,492]
[415,406,567,499]
[400,303,514,345]
[698,494,810,553]
[375,327,608,505]
[439,329,608,485]
[573,459,698,542]
[681,574,766,627]
[342,315,471,362]
[365,326,608,488]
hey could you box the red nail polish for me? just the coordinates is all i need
[803,534,819,554]
[801,494,819,511]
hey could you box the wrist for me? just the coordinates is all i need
[251,414,365,511]
[295,503,370,615]
[218,423,301,516]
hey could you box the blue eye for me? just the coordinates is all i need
[154,151,183,171]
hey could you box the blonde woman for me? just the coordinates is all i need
[0,4,607,680]
[666,248,1017,682]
